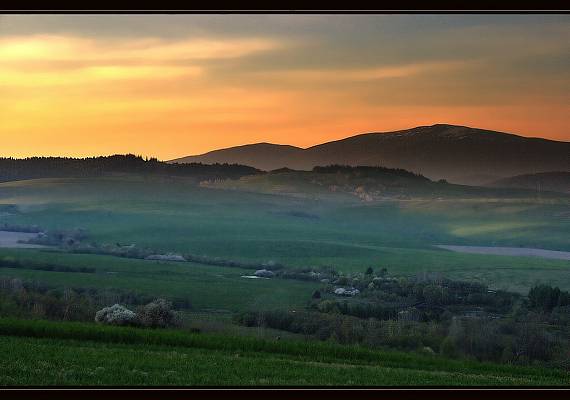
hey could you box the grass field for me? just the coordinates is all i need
[0,249,318,313]
[0,175,569,387]
[1,318,568,386]
[0,176,568,293]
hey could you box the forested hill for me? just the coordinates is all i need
[0,155,261,183]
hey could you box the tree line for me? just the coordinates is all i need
[0,154,261,183]
[312,165,430,181]
[236,280,570,368]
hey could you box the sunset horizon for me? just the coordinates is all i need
[1,14,568,160]
[2,121,568,162]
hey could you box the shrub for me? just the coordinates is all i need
[440,336,457,358]
[136,298,181,328]
[95,304,138,326]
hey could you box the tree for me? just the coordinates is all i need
[312,290,321,299]
[95,304,137,326]
[136,298,181,328]
[528,285,570,312]
[440,336,457,358]
[365,267,374,276]
[423,284,443,306]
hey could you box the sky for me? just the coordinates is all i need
[0,14,569,160]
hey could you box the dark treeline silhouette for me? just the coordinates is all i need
[312,165,431,181]
[0,154,261,183]
[528,284,570,312]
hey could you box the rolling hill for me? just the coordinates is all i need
[170,124,569,185]
[487,171,570,194]
[204,164,556,202]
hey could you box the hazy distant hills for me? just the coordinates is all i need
[201,164,564,202]
[487,171,570,194]
[170,124,569,185]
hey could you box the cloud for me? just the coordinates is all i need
[0,34,282,87]
[0,34,281,62]
[257,60,472,83]
[0,65,202,87]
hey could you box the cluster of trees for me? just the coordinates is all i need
[438,317,563,364]
[312,165,430,181]
[0,278,96,322]
[0,277,192,323]
[235,309,451,351]
[95,299,181,329]
[528,284,570,312]
[236,301,568,367]
[0,257,95,274]
[235,280,570,367]
[316,271,518,320]
[316,300,400,321]
[0,155,260,183]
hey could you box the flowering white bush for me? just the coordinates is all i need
[95,304,137,326]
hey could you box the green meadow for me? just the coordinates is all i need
[1,318,568,386]
[0,249,318,313]
[0,176,568,294]
[0,174,569,386]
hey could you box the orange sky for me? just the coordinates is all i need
[1,15,568,160]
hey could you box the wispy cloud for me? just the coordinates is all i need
[0,65,202,87]
[254,60,472,83]
[0,34,281,63]
[0,34,282,87]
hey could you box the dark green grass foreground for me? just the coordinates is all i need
[0,319,568,386]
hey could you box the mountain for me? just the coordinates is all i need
[487,171,570,194]
[169,124,569,185]
[170,143,303,173]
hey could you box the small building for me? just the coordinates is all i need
[145,254,186,262]
[334,287,360,296]
[254,269,275,278]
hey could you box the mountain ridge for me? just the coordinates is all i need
[169,124,569,185]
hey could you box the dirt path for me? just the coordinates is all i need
[436,245,570,261]
[0,231,47,249]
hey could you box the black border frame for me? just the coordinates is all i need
[0,6,568,397]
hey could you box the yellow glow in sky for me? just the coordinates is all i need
[1,15,568,160]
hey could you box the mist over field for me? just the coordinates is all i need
[0,144,569,386]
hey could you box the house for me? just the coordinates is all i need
[254,269,275,278]
[334,287,360,296]
[145,254,186,262]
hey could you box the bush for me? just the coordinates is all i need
[440,336,457,358]
[136,298,181,328]
[95,304,138,326]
